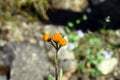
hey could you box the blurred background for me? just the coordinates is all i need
[0,0,120,80]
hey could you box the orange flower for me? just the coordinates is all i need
[52,32,62,43]
[43,33,50,42]
[59,38,67,46]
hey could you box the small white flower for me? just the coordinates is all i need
[105,16,111,22]
[103,50,112,59]
[77,30,84,38]
[86,8,92,13]
[68,42,75,50]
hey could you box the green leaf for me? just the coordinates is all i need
[99,28,105,34]
[73,42,78,48]
[68,33,75,41]
[59,69,63,80]
[67,22,74,28]
[86,49,91,55]
[74,36,79,41]
[76,19,81,24]
[48,74,54,80]
[65,27,70,33]
[82,14,88,21]
[78,62,85,71]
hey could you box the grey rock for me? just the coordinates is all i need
[5,41,51,80]
[58,49,77,73]
[41,25,66,35]
[0,44,15,80]
[0,75,6,80]
[0,44,14,67]
[48,48,77,74]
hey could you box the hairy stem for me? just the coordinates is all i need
[55,50,58,80]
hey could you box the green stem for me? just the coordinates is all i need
[55,50,58,80]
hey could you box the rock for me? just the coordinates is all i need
[0,44,15,80]
[6,41,51,80]
[58,49,77,73]
[51,0,88,12]
[97,58,118,75]
[59,50,77,73]
[0,21,44,45]
[69,73,78,80]
[107,30,120,46]
[41,24,66,34]
[0,75,6,80]
[47,48,77,79]
[0,45,14,68]
[58,49,77,80]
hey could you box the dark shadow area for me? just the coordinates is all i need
[45,0,120,31]
[89,0,120,29]
[47,9,103,31]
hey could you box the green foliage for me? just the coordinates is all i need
[65,18,114,78]
[65,16,116,78]
[77,33,103,77]
[78,62,85,74]
[65,19,104,77]
[86,49,102,64]
[87,68,102,77]
[77,31,115,77]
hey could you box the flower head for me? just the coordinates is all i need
[52,32,62,43]
[43,33,50,42]
[43,32,67,50]
[59,38,67,46]
[103,50,112,59]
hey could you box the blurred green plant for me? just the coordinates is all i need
[65,16,103,78]
[65,16,114,78]
[99,16,111,33]
[65,14,88,49]
[77,31,115,78]
[66,14,88,29]
[0,0,50,21]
